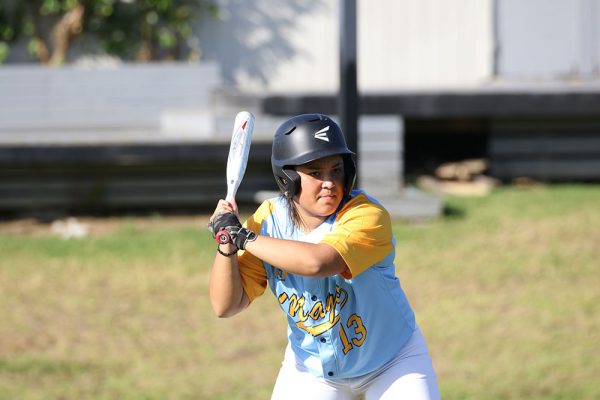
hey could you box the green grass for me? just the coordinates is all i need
[1,184,599,399]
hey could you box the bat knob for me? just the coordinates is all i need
[215,229,231,244]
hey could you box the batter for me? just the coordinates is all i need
[209,114,440,399]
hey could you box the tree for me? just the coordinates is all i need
[0,0,218,65]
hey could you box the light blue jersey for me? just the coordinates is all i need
[239,190,416,379]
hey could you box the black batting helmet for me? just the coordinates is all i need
[271,114,356,199]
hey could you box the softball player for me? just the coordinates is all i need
[209,114,440,399]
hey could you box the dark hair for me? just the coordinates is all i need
[282,194,306,230]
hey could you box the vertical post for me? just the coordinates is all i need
[339,0,359,185]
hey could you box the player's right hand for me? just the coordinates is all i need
[211,199,238,218]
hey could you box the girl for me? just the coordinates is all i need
[209,113,440,399]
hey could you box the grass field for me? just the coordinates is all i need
[1,184,599,399]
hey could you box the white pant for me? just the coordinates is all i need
[271,327,440,400]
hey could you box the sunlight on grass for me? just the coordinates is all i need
[1,185,599,399]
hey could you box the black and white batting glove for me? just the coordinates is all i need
[208,212,242,243]
[207,212,257,250]
[229,226,258,250]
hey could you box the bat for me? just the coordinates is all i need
[216,111,255,244]
[225,111,254,206]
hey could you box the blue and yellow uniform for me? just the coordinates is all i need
[238,190,416,379]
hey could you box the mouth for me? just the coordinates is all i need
[318,193,337,201]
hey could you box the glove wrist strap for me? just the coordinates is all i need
[235,228,258,250]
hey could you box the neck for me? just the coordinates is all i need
[297,213,327,233]
[286,198,327,232]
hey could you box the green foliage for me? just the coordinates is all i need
[0,0,218,63]
[0,41,8,63]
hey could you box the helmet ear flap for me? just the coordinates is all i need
[274,168,301,198]
[281,169,301,198]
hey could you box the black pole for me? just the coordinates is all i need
[339,0,359,185]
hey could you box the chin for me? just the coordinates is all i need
[317,202,340,215]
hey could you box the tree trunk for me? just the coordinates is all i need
[49,3,85,65]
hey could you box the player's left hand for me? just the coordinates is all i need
[207,212,242,239]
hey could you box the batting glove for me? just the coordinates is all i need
[208,212,241,242]
[229,226,258,250]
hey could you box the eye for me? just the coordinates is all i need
[309,171,322,178]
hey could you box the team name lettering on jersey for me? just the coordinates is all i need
[277,286,368,354]
[278,286,347,336]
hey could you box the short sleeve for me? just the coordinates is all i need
[320,193,393,278]
[236,200,273,302]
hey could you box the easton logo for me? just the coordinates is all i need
[314,126,330,142]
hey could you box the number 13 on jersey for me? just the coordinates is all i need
[340,314,367,354]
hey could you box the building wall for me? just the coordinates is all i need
[495,0,600,80]
[358,0,493,90]
[197,0,494,93]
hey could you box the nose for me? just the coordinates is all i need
[321,172,336,188]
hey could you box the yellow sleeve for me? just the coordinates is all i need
[320,193,393,278]
[236,200,273,302]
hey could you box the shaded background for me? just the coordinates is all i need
[1,0,599,219]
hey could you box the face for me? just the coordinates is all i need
[294,155,345,226]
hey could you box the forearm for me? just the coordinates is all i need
[244,235,347,278]
[209,244,249,318]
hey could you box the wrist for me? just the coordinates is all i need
[232,227,258,250]
[217,243,238,257]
